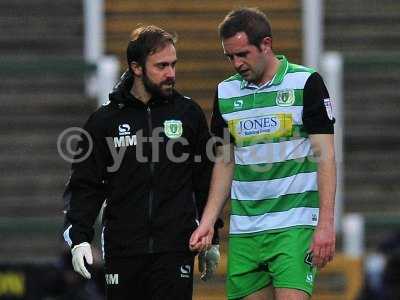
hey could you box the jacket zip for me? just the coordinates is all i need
[147,105,155,253]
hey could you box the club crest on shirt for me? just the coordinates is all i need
[164,120,183,138]
[276,89,295,106]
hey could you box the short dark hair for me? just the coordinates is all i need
[126,25,177,67]
[218,8,272,48]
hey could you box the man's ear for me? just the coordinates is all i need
[130,61,142,76]
[260,37,272,53]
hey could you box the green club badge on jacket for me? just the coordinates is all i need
[276,89,295,106]
[164,120,183,138]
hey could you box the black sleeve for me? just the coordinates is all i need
[302,72,335,134]
[210,90,234,144]
[63,114,107,248]
[191,101,224,244]
[191,102,213,219]
[210,90,228,138]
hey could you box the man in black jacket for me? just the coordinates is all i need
[62,25,221,299]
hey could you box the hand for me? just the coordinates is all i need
[198,245,220,281]
[189,223,214,252]
[309,224,335,268]
[71,242,93,279]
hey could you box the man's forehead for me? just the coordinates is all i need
[148,43,177,62]
[222,32,251,52]
[230,32,249,43]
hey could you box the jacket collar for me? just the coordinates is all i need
[109,70,176,108]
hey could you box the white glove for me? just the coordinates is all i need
[198,245,220,281]
[71,242,93,279]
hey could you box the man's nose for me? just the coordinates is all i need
[232,56,243,70]
[165,66,175,78]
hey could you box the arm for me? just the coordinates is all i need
[194,144,234,280]
[189,143,234,251]
[200,144,234,227]
[62,114,107,278]
[63,116,106,247]
[309,134,336,268]
[302,72,337,268]
[190,89,234,251]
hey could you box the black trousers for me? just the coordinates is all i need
[104,251,195,300]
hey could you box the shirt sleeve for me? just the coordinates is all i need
[63,113,107,248]
[190,101,213,219]
[210,89,234,144]
[210,90,228,137]
[302,72,335,134]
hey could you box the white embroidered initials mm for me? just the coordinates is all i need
[105,274,119,285]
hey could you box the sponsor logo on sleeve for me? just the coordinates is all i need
[324,98,334,120]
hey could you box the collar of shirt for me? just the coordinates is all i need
[240,55,289,90]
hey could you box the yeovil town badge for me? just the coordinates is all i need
[164,120,183,138]
[276,89,295,106]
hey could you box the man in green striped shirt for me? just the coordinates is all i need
[190,7,336,300]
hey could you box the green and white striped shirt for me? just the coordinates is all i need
[211,55,334,236]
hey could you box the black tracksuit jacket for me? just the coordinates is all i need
[63,73,218,259]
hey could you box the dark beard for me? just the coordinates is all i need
[142,69,175,100]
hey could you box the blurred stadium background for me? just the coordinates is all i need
[0,0,399,299]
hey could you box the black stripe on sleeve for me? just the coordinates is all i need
[302,72,335,134]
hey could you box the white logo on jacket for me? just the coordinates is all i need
[113,123,137,148]
[180,265,191,278]
[105,273,119,285]
[118,124,131,136]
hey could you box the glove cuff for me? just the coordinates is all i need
[71,242,90,253]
